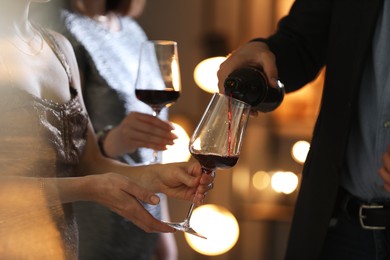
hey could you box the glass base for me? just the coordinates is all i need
[163,221,207,239]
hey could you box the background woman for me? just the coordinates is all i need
[61,0,178,259]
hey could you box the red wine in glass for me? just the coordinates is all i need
[135,89,180,116]
[190,152,239,170]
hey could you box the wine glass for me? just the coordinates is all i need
[164,93,251,238]
[135,40,181,163]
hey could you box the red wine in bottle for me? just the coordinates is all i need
[135,89,180,108]
[224,66,284,112]
[191,152,239,170]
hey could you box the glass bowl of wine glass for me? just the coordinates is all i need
[135,40,181,162]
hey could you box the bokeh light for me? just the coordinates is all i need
[252,171,271,191]
[271,171,299,194]
[291,140,310,164]
[193,56,227,93]
[162,122,191,163]
[184,204,239,256]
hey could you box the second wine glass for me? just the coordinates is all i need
[164,93,251,238]
[135,40,181,163]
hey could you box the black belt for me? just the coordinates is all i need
[339,190,390,230]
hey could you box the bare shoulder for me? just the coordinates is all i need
[45,29,75,59]
[44,29,82,90]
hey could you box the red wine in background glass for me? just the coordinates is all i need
[135,89,180,109]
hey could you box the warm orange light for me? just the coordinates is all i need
[291,140,310,164]
[271,171,298,194]
[193,56,226,93]
[252,171,271,191]
[162,122,191,163]
[184,204,239,256]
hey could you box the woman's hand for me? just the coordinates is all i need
[134,162,215,205]
[379,144,390,192]
[103,112,177,158]
[77,161,214,232]
[80,173,176,233]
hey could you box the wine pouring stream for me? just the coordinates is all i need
[164,93,251,239]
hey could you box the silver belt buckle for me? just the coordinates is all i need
[359,204,386,230]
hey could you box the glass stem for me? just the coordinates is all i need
[183,168,214,226]
[151,108,162,162]
[152,150,159,162]
[152,108,162,117]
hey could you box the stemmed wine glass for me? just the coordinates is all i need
[135,40,181,163]
[164,93,251,238]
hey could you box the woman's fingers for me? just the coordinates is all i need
[90,173,175,233]
[122,112,177,150]
[107,112,178,156]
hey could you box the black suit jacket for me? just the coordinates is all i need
[264,0,384,259]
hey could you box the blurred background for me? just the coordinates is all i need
[33,0,324,259]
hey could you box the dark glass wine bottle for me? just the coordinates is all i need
[224,66,285,112]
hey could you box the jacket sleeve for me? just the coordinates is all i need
[263,0,332,92]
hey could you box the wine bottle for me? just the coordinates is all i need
[224,66,285,112]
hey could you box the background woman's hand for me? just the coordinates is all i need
[104,112,177,158]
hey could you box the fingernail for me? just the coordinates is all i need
[168,122,176,130]
[151,195,160,204]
